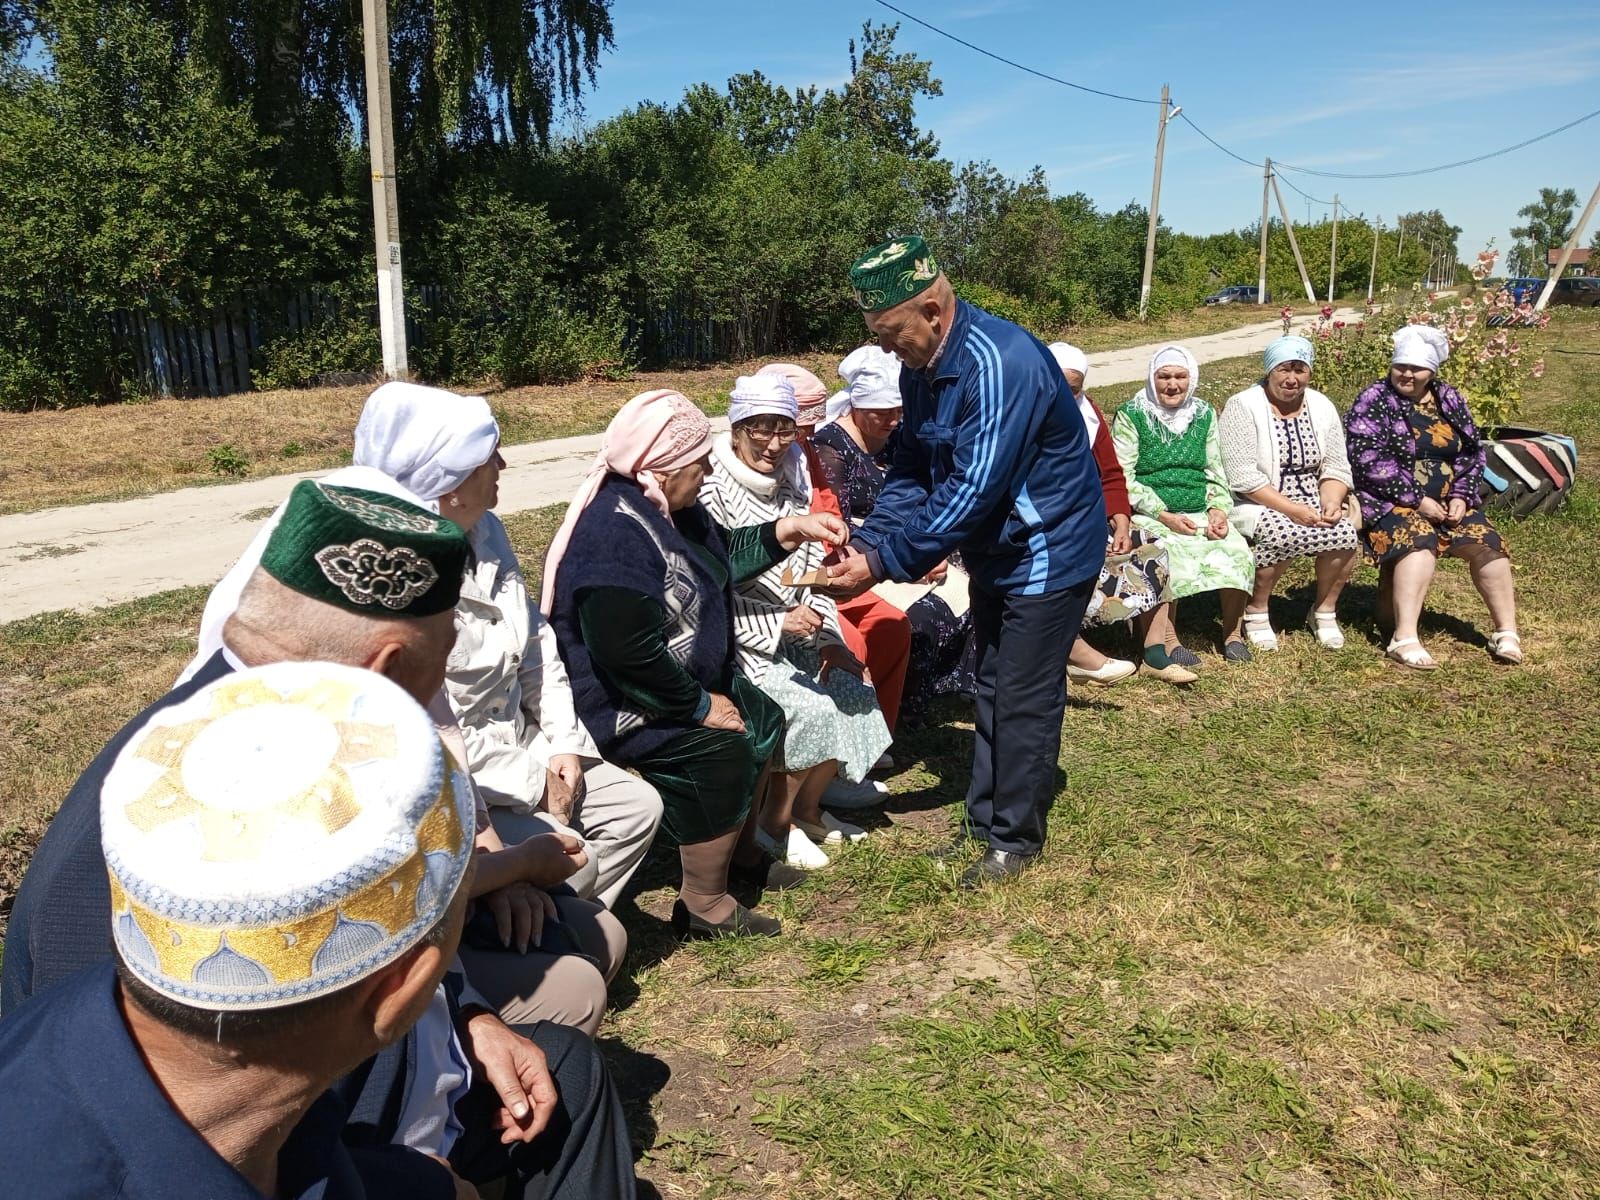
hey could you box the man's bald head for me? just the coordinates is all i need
[224,569,456,703]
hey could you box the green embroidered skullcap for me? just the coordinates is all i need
[260,481,467,616]
[849,236,942,312]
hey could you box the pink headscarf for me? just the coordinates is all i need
[539,389,713,613]
[758,363,829,428]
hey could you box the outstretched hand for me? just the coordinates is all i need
[823,546,877,598]
[776,512,850,550]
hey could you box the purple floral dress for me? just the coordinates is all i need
[1345,378,1506,563]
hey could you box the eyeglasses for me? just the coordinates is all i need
[740,425,798,445]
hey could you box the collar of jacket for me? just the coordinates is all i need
[925,300,976,385]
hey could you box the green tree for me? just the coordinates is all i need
[1509,186,1578,265]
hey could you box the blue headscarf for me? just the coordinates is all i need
[1263,335,1314,374]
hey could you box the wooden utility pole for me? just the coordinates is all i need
[1367,215,1381,302]
[362,0,407,379]
[1326,194,1340,302]
[1536,178,1600,311]
[1257,158,1272,304]
[1137,85,1178,320]
[1269,170,1317,302]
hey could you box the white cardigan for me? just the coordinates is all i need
[1217,384,1353,538]
[443,512,599,813]
[697,433,846,683]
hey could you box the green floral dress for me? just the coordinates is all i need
[1111,402,1256,599]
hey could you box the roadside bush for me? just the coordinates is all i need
[253,314,381,390]
[953,280,1061,338]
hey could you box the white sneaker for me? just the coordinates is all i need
[784,826,831,870]
[821,777,889,811]
[795,811,869,845]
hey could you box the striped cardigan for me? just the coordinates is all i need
[698,434,846,683]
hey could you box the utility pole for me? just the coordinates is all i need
[1257,158,1272,304]
[1367,215,1381,302]
[1326,194,1340,302]
[362,0,407,379]
[1537,178,1600,311]
[1269,170,1317,302]
[1137,85,1179,320]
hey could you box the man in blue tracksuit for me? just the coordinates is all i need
[827,236,1106,887]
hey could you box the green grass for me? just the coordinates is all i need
[3,310,1598,1198]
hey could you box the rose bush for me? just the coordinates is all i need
[1306,249,1547,430]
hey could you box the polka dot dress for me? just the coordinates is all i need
[1251,409,1359,568]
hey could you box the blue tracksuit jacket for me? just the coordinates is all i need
[853,299,1106,595]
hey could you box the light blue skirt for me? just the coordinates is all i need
[757,646,892,781]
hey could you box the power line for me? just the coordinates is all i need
[1173,111,1261,168]
[1276,172,1335,208]
[868,0,1159,105]
[1275,105,1600,179]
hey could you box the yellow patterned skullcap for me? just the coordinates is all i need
[101,661,474,1011]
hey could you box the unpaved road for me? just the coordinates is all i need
[0,311,1358,623]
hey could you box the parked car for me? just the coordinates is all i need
[1203,285,1269,305]
[1549,277,1600,307]
[1502,278,1544,304]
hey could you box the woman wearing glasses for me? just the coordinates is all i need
[698,374,893,869]
[1346,326,1522,669]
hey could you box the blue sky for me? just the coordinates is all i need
[573,0,1599,264]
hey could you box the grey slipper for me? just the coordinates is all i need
[1168,644,1202,668]
[1222,638,1252,664]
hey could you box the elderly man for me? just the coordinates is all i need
[0,663,487,1196]
[2,483,636,1198]
[827,236,1107,887]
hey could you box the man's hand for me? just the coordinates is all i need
[509,831,587,889]
[1205,508,1230,540]
[699,692,747,733]
[543,754,586,826]
[922,559,951,585]
[782,605,824,637]
[1108,514,1133,556]
[824,546,877,598]
[482,881,558,954]
[1159,511,1199,536]
[462,1011,559,1145]
[775,512,850,550]
[819,643,867,682]
[1445,497,1468,525]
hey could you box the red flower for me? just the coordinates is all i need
[1320,305,1334,319]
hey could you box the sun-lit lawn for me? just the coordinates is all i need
[2,309,1596,1197]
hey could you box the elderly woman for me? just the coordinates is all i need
[1048,343,1179,685]
[543,389,847,938]
[699,374,894,869]
[1346,326,1521,669]
[175,380,630,1033]
[812,346,979,718]
[1218,335,1360,651]
[1111,346,1257,663]
[758,361,911,744]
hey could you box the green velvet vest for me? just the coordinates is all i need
[1127,403,1211,514]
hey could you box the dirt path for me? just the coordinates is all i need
[0,311,1358,623]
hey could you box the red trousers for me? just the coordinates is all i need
[835,591,911,734]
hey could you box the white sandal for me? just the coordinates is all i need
[1487,629,1524,664]
[1242,609,1279,651]
[1386,636,1438,671]
[794,811,868,846]
[783,826,831,870]
[1306,608,1345,650]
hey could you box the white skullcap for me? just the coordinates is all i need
[102,661,474,1012]
[727,374,797,425]
[1048,342,1089,382]
[1391,325,1451,371]
[354,382,500,506]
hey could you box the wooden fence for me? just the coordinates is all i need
[109,285,784,398]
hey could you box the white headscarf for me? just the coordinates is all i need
[1048,342,1099,445]
[727,374,797,425]
[1391,325,1451,372]
[1129,344,1203,441]
[824,345,901,425]
[352,382,500,505]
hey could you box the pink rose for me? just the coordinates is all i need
[1532,359,1546,379]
